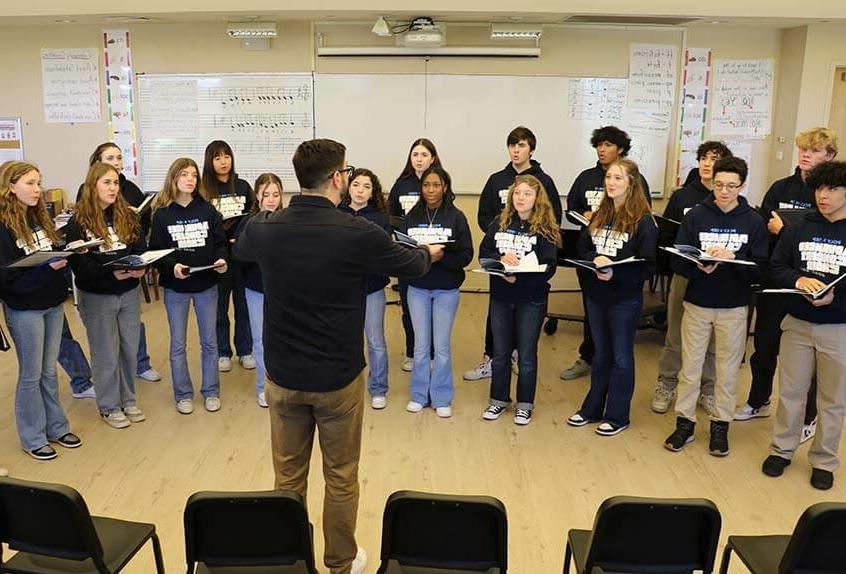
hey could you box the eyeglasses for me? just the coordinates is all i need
[328,165,355,180]
[713,182,742,191]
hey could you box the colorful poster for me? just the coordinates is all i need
[710,59,774,139]
[676,48,712,186]
[103,29,139,177]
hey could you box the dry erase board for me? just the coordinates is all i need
[137,73,314,192]
[314,73,671,197]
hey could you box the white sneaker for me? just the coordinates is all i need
[218,357,232,372]
[560,358,590,380]
[511,350,519,375]
[136,368,161,382]
[176,399,194,415]
[240,354,256,370]
[697,394,718,418]
[205,396,221,412]
[350,547,367,574]
[123,405,146,423]
[800,418,817,444]
[734,402,770,421]
[371,396,387,410]
[401,357,413,372]
[72,386,96,400]
[257,392,268,408]
[436,406,452,418]
[463,356,492,381]
[651,383,676,414]
[406,401,424,413]
[102,411,131,429]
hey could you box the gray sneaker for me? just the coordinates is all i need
[697,393,718,418]
[102,411,131,429]
[651,383,676,413]
[560,358,590,380]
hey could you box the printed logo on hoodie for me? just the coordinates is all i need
[498,188,510,205]
[211,195,247,219]
[590,227,630,257]
[494,229,537,256]
[699,229,748,252]
[586,187,605,211]
[778,200,813,210]
[167,219,209,249]
[90,226,126,253]
[399,193,420,215]
[799,237,846,275]
[15,228,53,255]
[408,224,452,245]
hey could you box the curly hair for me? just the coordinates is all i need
[590,159,652,236]
[342,168,387,213]
[0,162,60,247]
[806,161,846,191]
[498,175,560,245]
[75,162,139,248]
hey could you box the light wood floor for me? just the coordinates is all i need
[1,281,844,573]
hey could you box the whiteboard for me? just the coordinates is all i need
[137,73,314,192]
[314,73,671,198]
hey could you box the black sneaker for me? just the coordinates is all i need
[811,468,834,490]
[482,403,507,421]
[664,417,695,452]
[49,433,82,449]
[26,445,58,461]
[709,420,730,457]
[762,455,791,477]
[514,408,532,426]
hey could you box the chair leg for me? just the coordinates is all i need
[150,532,166,573]
[718,545,733,574]
[563,543,572,573]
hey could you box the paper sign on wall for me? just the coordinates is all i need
[567,78,627,122]
[710,59,773,139]
[0,118,24,164]
[676,48,712,186]
[628,43,678,111]
[103,29,139,177]
[41,48,102,123]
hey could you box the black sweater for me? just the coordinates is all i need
[210,176,255,243]
[663,178,712,224]
[577,213,658,303]
[233,194,431,392]
[672,196,768,308]
[149,195,227,293]
[400,202,474,291]
[477,160,563,232]
[0,224,68,310]
[387,174,422,218]
[761,167,815,215]
[567,162,652,217]
[65,209,147,295]
[339,203,392,294]
[479,215,558,303]
[234,214,263,293]
[770,210,846,324]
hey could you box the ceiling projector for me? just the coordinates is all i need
[399,17,446,47]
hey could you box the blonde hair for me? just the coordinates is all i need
[795,127,838,156]
[75,162,139,249]
[498,175,560,245]
[0,162,60,247]
[153,158,201,209]
[590,159,652,236]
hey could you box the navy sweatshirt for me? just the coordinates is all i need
[387,174,422,218]
[477,160,563,232]
[479,215,558,303]
[577,213,658,303]
[210,176,255,242]
[65,208,147,295]
[567,162,652,217]
[0,223,68,310]
[234,213,263,293]
[663,178,712,224]
[149,195,228,293]
[761,167,815,215]
[339,203,392,294]
[770,210,846,324]
[400,202,474,290]
[672,195,768,308]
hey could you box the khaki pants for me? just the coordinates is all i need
[771,315,846,472]
[676,302,748,423]
[657,276,716,394]
[266,374,365,574]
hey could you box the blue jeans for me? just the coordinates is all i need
[59,314,93,394]
[163,287,220,401]
[407,286,460,408]
[489,297,547,410]
[4,304,70,451]
[579,294,643,427]
[244,287,266,395]
[365,289,389,397]
[216,263,253,358]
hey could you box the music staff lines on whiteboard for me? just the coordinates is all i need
[135,139,300,156]
[209,113,312,130]
[208,85,312,106]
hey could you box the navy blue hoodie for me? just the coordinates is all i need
[672,195,768,308]
[65,208,147,295]
[149,195,228,293]
[387,174,422,218]
[663,178,712,224]
[234,212,265,293]
[479,215,558,303]
[770,209,846,324]
[0,223,68,310]
[210,176,255,243]
[577,213,658,303]
[761,167,815,215]
[400,201,474,290]
[477,160,563,232]
[339,203,391,294]
[567,162,652,218]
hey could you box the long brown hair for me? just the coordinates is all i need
[88,142,121,166]
[153,158,201,209]
[75,162,139,248]
[251,172,284,214]
[342,168,387,214]
[398,138,442,179]
[498,175,560,244]
[0,162,60,246]
[590,159,651,236]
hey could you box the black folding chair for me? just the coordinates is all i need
[0,477,164,573]
[719,502,846,573]
[184,490,317,573]
[563,496,721,573]
[377,490,507,573]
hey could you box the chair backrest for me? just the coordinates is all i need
[779,502,846,573]
[0,477,104,564]
[583,496,721,574]
[184,490,316,572]
[377,490,508,573]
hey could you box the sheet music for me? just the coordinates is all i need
[567,78,627,121]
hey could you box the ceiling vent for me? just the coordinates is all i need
[564,15,700,26]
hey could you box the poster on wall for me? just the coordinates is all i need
[41,48,102,123]
[0,118,24,163]
[710,59,773,139]
[628,43,678,112]
[676,47,712,186]
[103,29,139,177]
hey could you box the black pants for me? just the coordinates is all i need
[216,264,253,358]
[484,298,518,358]
[489,298,546,407]
[748,295,817,424]
[577,274,594,364]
